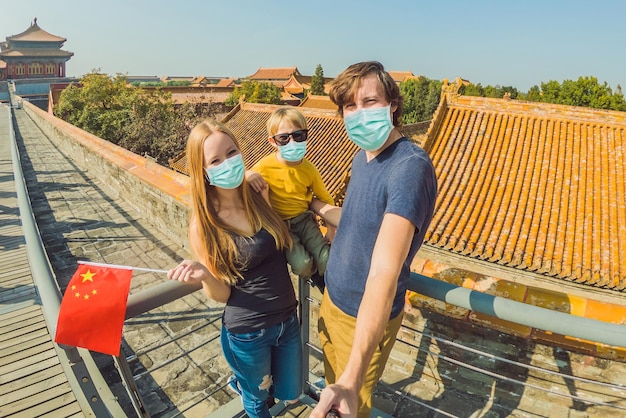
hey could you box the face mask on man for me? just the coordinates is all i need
[205,154,245,189]
[344,104,393,151]
[278,140,307,162]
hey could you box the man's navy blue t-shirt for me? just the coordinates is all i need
[325,138,437,319]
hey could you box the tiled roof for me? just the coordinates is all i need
[161,76,194,82]
[169,103,357,201]
[283,75,311,94]
[424,80,626,290]
[299,95,337,111]
[215,78,235,88]
[280,91,301,105]
[190,76,211,86]
[0,48,73,58]
[7,21,66,43]
[388,71,415,83]
[247,67,300,80]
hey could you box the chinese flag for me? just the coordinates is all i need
[54,264,133,356]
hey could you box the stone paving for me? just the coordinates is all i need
[12,107,626,417]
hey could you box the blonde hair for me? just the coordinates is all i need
[266,107,308,137]
[186,118,292,285]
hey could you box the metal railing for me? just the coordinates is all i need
[9,93,626,416]
[119,270,626,417]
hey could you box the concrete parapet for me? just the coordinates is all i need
[22,100,192,251]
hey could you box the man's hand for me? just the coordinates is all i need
[310,383,357,418]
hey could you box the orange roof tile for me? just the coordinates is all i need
[283,74,312,94]
[299,95,338,111]
[388,71,415,83]
[247,67,301,80]
[424,79,626,291]
[215,78,235,88]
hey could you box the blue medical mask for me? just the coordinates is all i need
[344,105,393,151]
[278,140,307,162]
[205,154,245,189]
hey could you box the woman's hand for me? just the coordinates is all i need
[168,260,210,285]
[245,170,268,194]
[168,260,232,303]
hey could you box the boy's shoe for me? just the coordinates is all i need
[227,375,242,396]
[309,271,325,294]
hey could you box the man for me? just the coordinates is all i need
[310,61,438,418]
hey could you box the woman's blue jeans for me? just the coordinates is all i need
[221,312,303,418]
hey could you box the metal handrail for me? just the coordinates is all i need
[7,99,126,417]
[123,272,626,348]
[409,273,626,348]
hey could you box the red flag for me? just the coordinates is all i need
[54,264,133,356]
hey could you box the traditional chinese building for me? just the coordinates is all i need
[0,18,73,81]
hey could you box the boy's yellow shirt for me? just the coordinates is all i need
[253,153,334,220]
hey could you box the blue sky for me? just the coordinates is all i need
[2,0,625,92]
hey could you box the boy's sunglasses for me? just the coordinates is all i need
[272,129,308,146]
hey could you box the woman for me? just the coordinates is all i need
[168,119,302,418]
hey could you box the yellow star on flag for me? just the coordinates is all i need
[81,269,95,283]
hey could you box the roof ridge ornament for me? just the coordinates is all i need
[441,77,463,99]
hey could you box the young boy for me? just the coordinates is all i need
[251,107,335,291]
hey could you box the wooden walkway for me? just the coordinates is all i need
[0,104,84,417]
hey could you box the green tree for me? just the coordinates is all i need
[459,83,484,97]
[610,85,626,111]
[225,81,283,105]
[501,86,519,99]
[400,77,442,123]
[310,64,326,96]
[54,70,218,166]
[54,72,139,144]
[538,80,561,104]
[559,76,613,109]
[528,76,626,111]
[525,85,542,102]
[425,79,443,119]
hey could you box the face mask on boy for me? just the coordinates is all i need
[344,105,393,151]
[279,140,307,162]
[205,154,245,189]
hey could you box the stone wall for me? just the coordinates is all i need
[23,100,192,251]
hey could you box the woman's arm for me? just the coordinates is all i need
[168,221,231,303]
[167,259,231,303]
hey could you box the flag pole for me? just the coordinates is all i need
[77,260,169,274]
